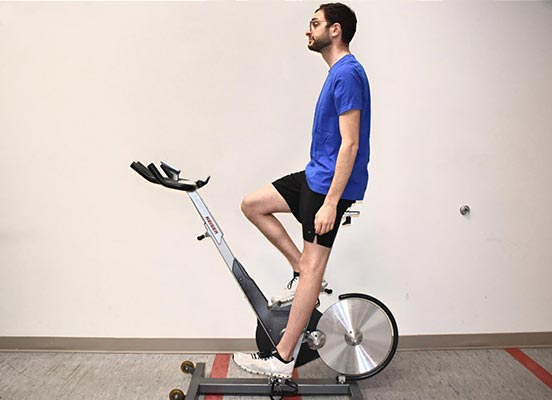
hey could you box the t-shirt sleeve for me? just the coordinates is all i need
[333,68,363,115]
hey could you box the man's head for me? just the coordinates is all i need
[306,3,357,52]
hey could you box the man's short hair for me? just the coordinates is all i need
[317,3,357,45]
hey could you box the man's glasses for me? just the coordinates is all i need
[309,20,328,31]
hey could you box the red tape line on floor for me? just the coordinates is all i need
[205,354,231,400]
[505,348,552,390]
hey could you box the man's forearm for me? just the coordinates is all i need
[324,109,361,205]
[324,140,358,206]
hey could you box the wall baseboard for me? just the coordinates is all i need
[0,337,254,353]
[1,332,551,353]
[397,332,552,351]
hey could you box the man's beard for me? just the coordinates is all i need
[308,35,331,53]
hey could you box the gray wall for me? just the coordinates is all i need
[1,1,551,340]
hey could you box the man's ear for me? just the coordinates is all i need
[330,23,342,40]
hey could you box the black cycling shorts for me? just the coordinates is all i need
[272,171,354,248]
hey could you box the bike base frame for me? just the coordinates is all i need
[180,362,363,400]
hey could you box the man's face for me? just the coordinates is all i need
[306,10,331,53]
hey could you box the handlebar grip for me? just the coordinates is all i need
[130,161,159,184]
[147,163,166,183]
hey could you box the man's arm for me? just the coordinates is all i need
[314,109,360,235]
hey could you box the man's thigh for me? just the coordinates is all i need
[272,172,304,221]
[244,184,292,215]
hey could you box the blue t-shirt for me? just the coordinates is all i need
[305,54,371,201]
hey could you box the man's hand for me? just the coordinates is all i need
[315,204,337,235]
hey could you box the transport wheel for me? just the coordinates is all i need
[180,360,195,374]
[169,388,185,400]
[316,293,398,380]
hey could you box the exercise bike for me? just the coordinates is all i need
[130,161,399,400]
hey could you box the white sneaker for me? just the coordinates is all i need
[233,350,295,378]
[268,274,329,308]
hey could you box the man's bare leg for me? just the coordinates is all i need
[241,185,301,272]
[276,240,331,361]
[242,187,332,361]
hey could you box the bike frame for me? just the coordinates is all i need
[188,188,309,360]
[130,161,387,400]
[130,161,306,358]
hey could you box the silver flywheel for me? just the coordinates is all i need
[316,294,398,379]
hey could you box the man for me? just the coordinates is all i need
[234,2,371,377]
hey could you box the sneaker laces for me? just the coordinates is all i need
[251,350,275,360]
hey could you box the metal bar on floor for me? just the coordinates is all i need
[184,363,363,399]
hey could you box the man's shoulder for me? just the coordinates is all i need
[332,56,367,81]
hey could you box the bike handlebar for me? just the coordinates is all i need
[130,161,209,192]
[130,161,158,184]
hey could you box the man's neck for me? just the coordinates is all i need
[321,45,351,68]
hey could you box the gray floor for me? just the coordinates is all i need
[1,349,551,400]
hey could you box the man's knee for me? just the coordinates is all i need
[298,259,326,276]
[298,246,330,276]
[240,193,257,219]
